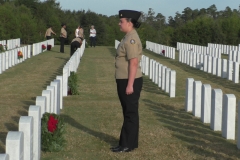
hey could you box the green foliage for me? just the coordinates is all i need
[1,1,240,47]
[41,112,66,152]
[0,44,6,52]
[68,71,79,95]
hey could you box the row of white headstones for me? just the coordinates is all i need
[141,55,176,98]
[177,42,240,63]
[178,50,239,84]
[145,41,176,59]
[185,78,240,149]
[208,43,240,55]
[0,38,20,50]
[0,39,54,74]
[0,40,85,160]
[177,42,240,56]
[115,40,176,98]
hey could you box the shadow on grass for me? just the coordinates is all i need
[0,132,7,152]
[61,114,118,146]
[143,99,240,159]
[43,57,69,88]
[142,76,169,96]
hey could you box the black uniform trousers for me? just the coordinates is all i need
[90,36,96,47]
[116,77,143,149]
[60,37,66,53]
[46,36,51,40]
[70,41,80,56]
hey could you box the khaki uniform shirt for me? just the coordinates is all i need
[78,28,84,38]
[45,28,53,36]
[71,37,82,43]
[115,29,142,79]
[60,27,67,38]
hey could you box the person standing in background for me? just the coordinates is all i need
[90,25,96,47]
[60,23,67,53]
[45,26,56,40]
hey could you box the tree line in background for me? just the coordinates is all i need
[0,0,240,47]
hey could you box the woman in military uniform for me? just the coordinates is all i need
[111,10,143,153]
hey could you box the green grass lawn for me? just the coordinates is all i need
[1,46,240,159]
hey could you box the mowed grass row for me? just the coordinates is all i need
[41,46,240,160]
[0,45,70,153]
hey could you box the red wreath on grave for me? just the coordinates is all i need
[18,51,23,59]
[47,115,58,133]
[162,49,165,55]
[42,44,46,50]
[47,45,52,51]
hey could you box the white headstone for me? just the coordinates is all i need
[233,62,239,83]
[6,131,24,160]
[161,66,166,90]
[8,51,12,68]
[212,57,217,75]
[5,51,9,70]
[169,70,176,98]
[227,60,233,81]
[145,56,149,76]
[193,53,197,68]
[0,55,2,74]
[53,80,61,114]
[165,68,171,93]
[193,81,202,117]
[237,101,240,149]
[222,94,236,140]
[221,59,228,78]
[201,84,211,123]
[28,105,41,160]
[155,63,159,84]
[203,55,208,72]
[149,59,153,79]
[46,86,55,113]
[19,116,33,160]
[36,96,46,118]
[207,56,212,73]
[62,67,69,97]
[56,76,63,109]
[0,154,9,160]
[185,78,194,112]
[216,58,222,77]
[152,61,156,83]
[50,81,59,114]
[158,64,162,88]
[2,52,6,72]
[211,89,222,131]
[42,90,51,113]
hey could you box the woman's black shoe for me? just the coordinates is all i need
[112,146,133,152]
[110,146,121,151]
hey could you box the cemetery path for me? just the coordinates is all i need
[40,46,240,160]
[0,45,70,153]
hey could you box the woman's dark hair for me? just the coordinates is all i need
[126,18,141,28]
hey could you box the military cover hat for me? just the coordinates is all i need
[119,10,141,21]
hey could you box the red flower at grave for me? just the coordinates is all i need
[47,45,52,51]
[48,115,58,133]
[42,44,46,50]
[162,49,165,55]
[18,51,23,59]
